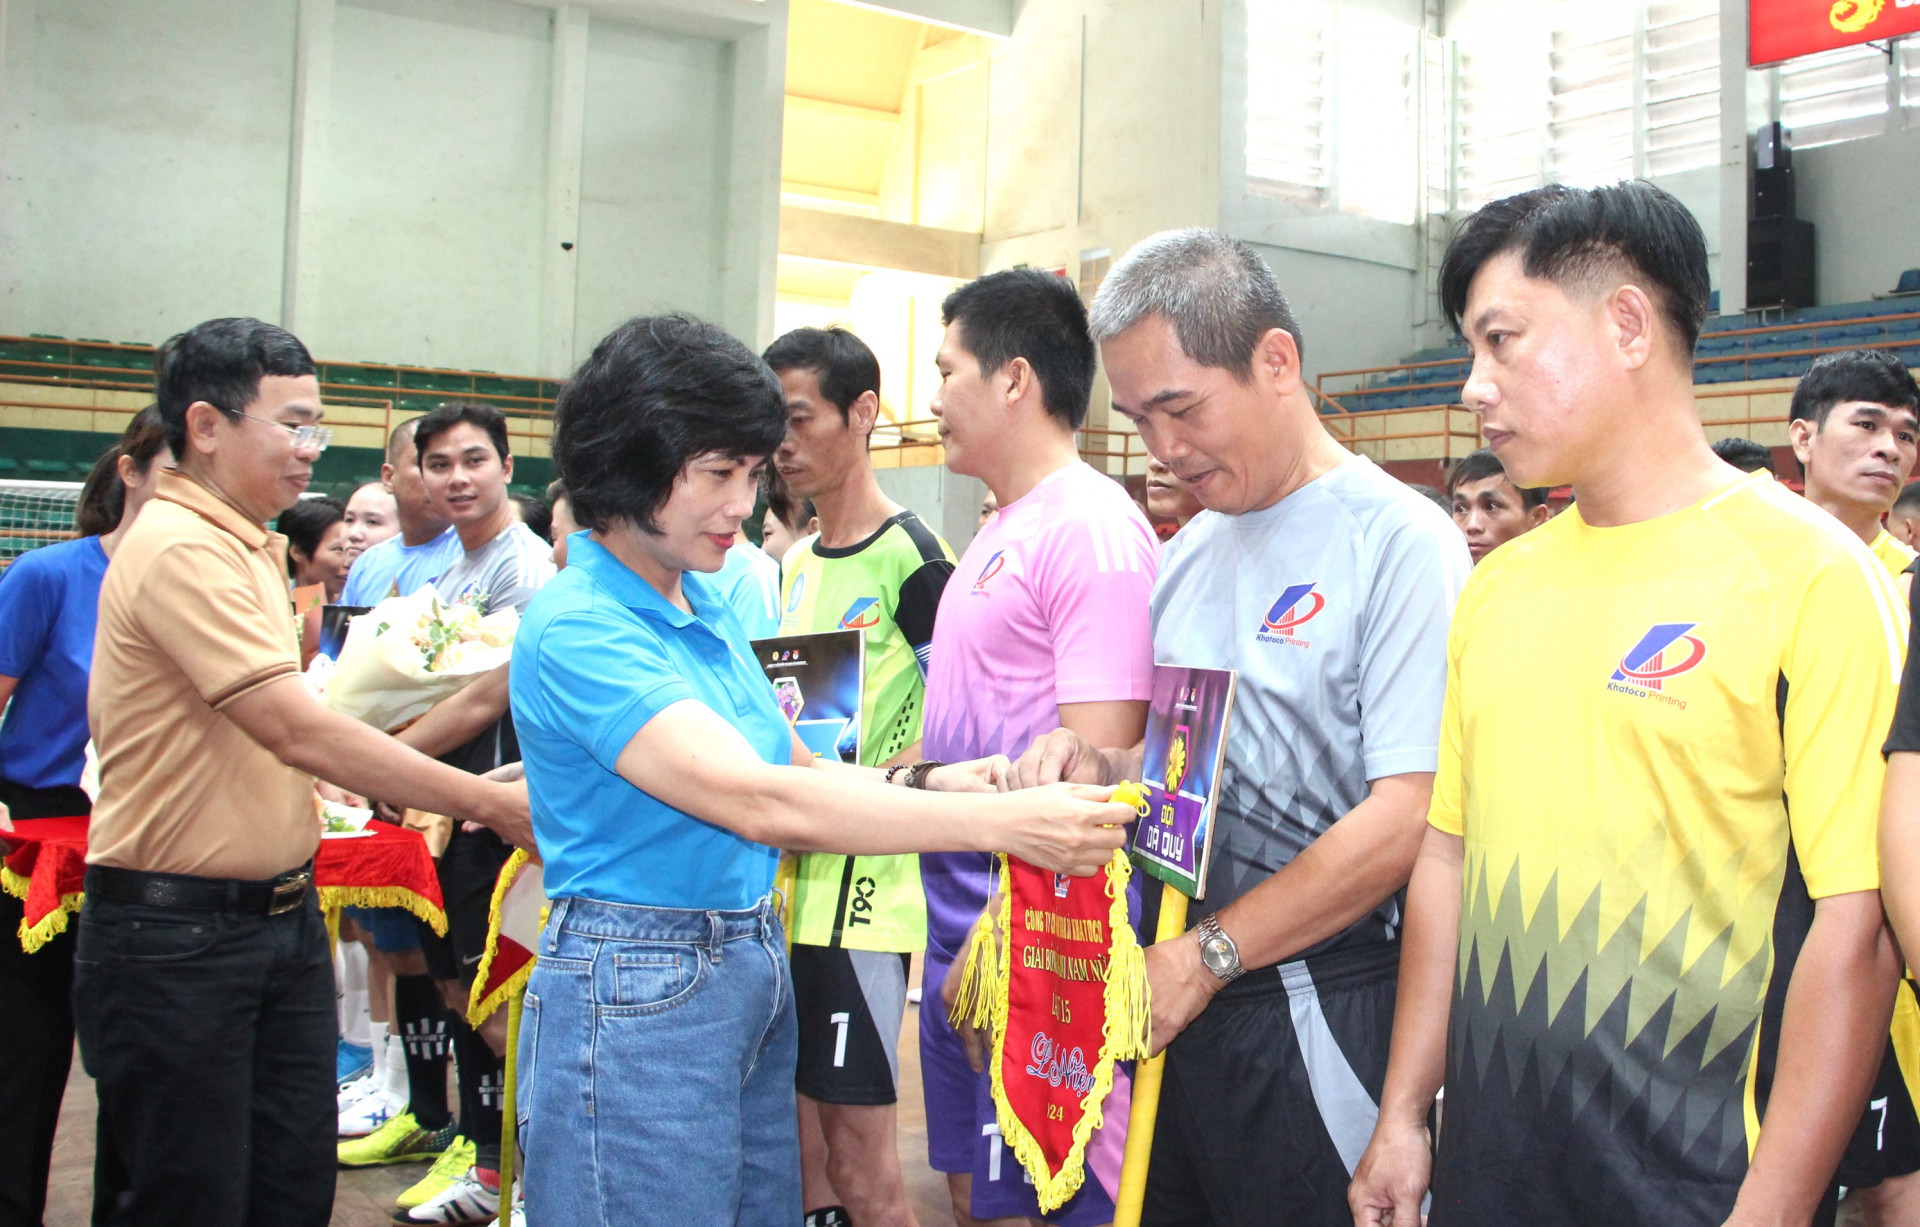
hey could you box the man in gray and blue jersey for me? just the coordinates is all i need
[1014,230,1468,1225]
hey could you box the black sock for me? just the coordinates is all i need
[454,1016,504,1171]
[394,974,453,1130]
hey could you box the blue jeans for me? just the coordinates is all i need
[518,893,800,1225]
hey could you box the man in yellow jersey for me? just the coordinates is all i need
[764,327,956,1227]
[1785,348,1920,1223]
[1347,182,1907,1227]
[1789,349,1920,603]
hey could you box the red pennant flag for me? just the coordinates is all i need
[951,822,1150,1211]
[468,849,545,1025]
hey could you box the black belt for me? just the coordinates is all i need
[85,862,316,916]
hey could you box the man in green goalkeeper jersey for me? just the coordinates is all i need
[764,327,957,1227]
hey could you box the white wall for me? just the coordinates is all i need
[0,0,785,376]
[0,0,298,342]
[876,463,987,554]
[1796,125,1920,305]
[310,0,552,371]
[1251,243,1419,384]
[970,0,1220,298]
[573,15,734,347]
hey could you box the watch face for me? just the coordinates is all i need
[1201,936,1233,972]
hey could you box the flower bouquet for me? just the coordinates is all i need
[307,585,518,732]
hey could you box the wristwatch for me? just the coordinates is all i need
[1195,914,1244,982]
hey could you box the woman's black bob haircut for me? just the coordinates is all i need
[1439,181,1711,358]
[554,314,787,536]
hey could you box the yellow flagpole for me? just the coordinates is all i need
[1111,881,1190,1227]
[499,993,523,1212]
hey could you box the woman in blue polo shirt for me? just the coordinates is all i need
[0,407,169,1226]
[509,315,1129,1225]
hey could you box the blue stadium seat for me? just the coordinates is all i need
[1823,323,1885,344]
[1752,329,1813,354]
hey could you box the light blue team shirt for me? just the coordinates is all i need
[713,540,782,639]
[1151,455,1469,951]
[510,535,792,909]
[339,525,464,606]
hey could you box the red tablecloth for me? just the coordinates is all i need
[0,817,445,953]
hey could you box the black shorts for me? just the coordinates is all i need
[1837,980,1920,1190]
[1143,940,1397,1227]
[416,825,515,988]
[791,945,910,1106]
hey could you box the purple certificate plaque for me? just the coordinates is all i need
[1130,666,1236,899]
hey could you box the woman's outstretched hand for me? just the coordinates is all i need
[1001,783,1130,877]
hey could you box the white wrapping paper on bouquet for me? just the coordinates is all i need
[307,585,518,732]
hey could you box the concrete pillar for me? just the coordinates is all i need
[541,5,589,377]
[282,0,335,335]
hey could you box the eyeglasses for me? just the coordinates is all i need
[230,410,332,454]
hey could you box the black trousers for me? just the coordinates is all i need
[0,779,89,1227]
[72,875,336,1227]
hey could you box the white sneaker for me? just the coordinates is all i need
[337,1073,378,1115]
[338,1085,406,1138]
[391,1168,499,1225]
[485,1191,525,1227]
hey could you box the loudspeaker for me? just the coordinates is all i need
[1751,123,1796,219]
[1748,216,1815,309]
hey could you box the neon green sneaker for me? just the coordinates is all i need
[396,1136,478,1209]
[337,1111,458,1168]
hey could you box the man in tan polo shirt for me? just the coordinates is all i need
[76,317,531,1227]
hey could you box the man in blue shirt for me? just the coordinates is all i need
[339,417,461,607]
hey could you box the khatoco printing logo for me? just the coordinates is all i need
[1607,622,1706,709]
[1257,583,1325,647]
[971,549,1007,594]
[840,597,881,630]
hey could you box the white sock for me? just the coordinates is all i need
[337,942,372,1047]
[366,1020,389,1061]
[380,1028,410,1100]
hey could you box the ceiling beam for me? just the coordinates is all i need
[779,206,981,279]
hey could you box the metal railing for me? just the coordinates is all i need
[0,325,1842,482]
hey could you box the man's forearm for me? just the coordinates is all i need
[1213,773,1432,972]
[291,711,503,828]
[1096,743,1145,786]
[1376,826,1463,1125]
[227,678,508,831]
[394,664,511,759]
[1879,754,1920,967]
[1729,891,1898,1227]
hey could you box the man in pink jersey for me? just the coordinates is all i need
[920,268,1159,1225]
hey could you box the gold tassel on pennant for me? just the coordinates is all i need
[1100,853,1153,1063]
[949,862,1009,1032]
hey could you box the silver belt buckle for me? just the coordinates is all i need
[269,871,312,915]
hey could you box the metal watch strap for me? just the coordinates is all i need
[1196,913,1244,982]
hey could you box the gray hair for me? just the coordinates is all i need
[1088,229,1305,379]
